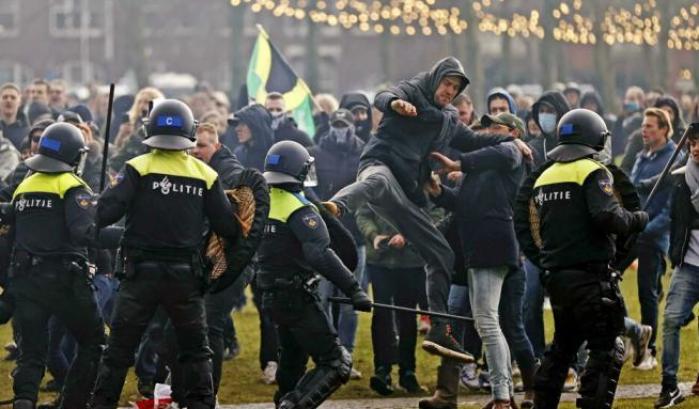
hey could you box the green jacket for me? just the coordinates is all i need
[355,205,428,269]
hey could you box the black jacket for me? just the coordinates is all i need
[669,171,699,268]
[274,117,314,147]
[364,57,509,206]
[433,141,524,269]
[233,104,275,172]
[339,92,373,143]
[310,131,365,241]
[209,145,244,189]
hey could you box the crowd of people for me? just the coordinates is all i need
[0,55,698,409]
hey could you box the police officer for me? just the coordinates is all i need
[90,99,241,409]
[257,140,372,409]
[514,109,649,409]
[6,122,106,409]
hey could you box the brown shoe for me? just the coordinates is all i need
[692,372,699,395]
[418,361,460,409]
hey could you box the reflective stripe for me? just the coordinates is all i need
[13,172,89,200]
[534,158,606,188]
[127,150,218,189]
[268,187,312,223]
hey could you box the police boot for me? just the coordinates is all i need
[89,365,129,409]
[418,360,460,409]
[13,400,34,409]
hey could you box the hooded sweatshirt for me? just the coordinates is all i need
[486,88,517,114]
[363,57,471,206]
[529,91,570,167]
[339,92,374,143]
[232,104,275,172]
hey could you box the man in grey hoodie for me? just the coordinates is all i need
[324,57,531,361]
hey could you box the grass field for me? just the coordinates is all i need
[1,266,698,408]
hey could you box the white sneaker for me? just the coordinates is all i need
[634,351,658,371]
[350,368,363,380]
[262,361,278,384]
[459,363,480,390]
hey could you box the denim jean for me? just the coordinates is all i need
[93,274,119,327]
[447,285,482,359]
[522,258,546,358]
[499,268,537,386]
[468,266,512,401]
[637,244,667,355]
[319,245,366,353]
[661,263,699,389]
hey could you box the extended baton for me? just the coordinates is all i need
[328,296,473,322]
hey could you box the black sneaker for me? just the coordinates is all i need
[655,386,684,408]
[137,378,155,399]
[399,370,426,393]
[422,322,474,363]
[369,367,394,396]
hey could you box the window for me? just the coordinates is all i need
[0,0,19,37]
[0,62,32,84]
[49,0,104,38]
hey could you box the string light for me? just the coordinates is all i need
[229,0,699,51]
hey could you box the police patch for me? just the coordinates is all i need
[302,213,320,229]
[75,192,96,209]
[598,178,614,196]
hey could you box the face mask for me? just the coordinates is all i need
[624,102,640,113]
[328,126,352,147]
[538,113,557,134]
[270,112,285,131]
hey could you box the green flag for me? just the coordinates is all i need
[247,26,316,136]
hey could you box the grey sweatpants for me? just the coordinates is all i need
[331,163,454,313]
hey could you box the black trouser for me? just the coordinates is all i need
[11,259,105,408]
[90,261,214,409]
[534,269,625,409]
[261,287,344,401]
[251,277,279,370]
[368,264,424,373]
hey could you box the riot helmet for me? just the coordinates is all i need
[25,123,88,173]
[263,140,317,187]
[547,108,610,162]
[142,99,198,150]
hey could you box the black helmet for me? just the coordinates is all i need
[547,108,610,162]
[25,123,87,173]
[263,140,316,186]
[142,99,197,150]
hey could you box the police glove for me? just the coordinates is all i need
[631,211,649,233]
[349,285,372,312]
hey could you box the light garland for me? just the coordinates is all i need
[229,0,699,51]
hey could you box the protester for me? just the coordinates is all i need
[0,83,29,149]
[265,92,314,147]
[339,92,374,143]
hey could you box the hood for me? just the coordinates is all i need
[532,91,571,137]
[654,95,685,133]
[410,57,469,109]
[339,92,373,141]
[232,104,275,148]
[486,87,517,114]
[580,91,605,116]
[318,127,365,155]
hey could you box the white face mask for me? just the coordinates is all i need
[538,113,557,134]
[270,112,285,131]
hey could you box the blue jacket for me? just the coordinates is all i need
[630,140,676,252]
[433,140,524,269]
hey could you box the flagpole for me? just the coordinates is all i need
[255,24,323,112]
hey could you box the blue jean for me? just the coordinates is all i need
[468,266,512,400]
[522,258,546,358]
[637,244,667,354]
[447,285,482,359]
[319,245,366,353]
[93,274,118,327]
[661,263,699,389]
[499,268,537,386]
